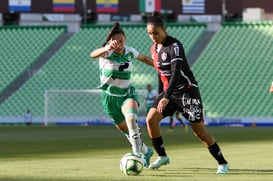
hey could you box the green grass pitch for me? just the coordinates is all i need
[0,125,272,181]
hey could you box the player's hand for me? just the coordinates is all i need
[105,40,119,51]
[157,98,169,113]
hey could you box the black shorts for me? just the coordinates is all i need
[152,86,203,123]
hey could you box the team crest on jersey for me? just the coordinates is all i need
[125,52,134,62]
[161,52,167,61]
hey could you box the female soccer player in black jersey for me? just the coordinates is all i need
[145,11,229,174]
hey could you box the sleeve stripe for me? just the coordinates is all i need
[171,58,183,63]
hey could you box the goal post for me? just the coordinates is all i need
[44,89,147,126]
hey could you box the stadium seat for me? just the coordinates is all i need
[0,26,66,93]
[192,22,273,117]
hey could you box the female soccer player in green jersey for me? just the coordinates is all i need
[90,22,154,167]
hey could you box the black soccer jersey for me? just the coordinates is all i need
[150,35,198,99]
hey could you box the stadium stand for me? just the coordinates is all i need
[0,26,66,93]
[0,24,206,122]
[192,22,273,118]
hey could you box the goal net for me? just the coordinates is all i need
[44,89,147,126]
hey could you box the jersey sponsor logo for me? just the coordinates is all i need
[181,93,202,122]
[161,52,167,61]
[182,94,201,106]
[118,62,129,71]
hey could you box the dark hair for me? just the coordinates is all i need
[147,11,164,27]
[102,22,126,46]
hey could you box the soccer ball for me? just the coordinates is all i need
[120,153,144,176]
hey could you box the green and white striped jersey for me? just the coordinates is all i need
[98,46,139,97]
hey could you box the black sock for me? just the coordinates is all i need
[208,142,228,164]
[151,136,167,156]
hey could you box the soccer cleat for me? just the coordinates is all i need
[143,147,153,168]
[137,153,147,168]
[149,156,170,169]
[216,164,229,174]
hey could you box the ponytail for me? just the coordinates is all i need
[102,22,126,46]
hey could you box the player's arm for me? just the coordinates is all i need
[90,40,118,58]
[158,54,182,112]
[157,73,168,113]
[137,54,154,67]
[158,74,163,94]
[90,47,108,58]
[163,43,183,99]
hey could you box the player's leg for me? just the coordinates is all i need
[146,93,177,169]
[115,121,149,155]
[101,91,152,166]
[182,87,228,174]
[115,121,152,166]
[146,107,170,169]
[190,121,215,147]
[121,98,143,155]
[121,98,153,167]
[190,121,229,174]
[146,93,174,138]
[146,107,163,138]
